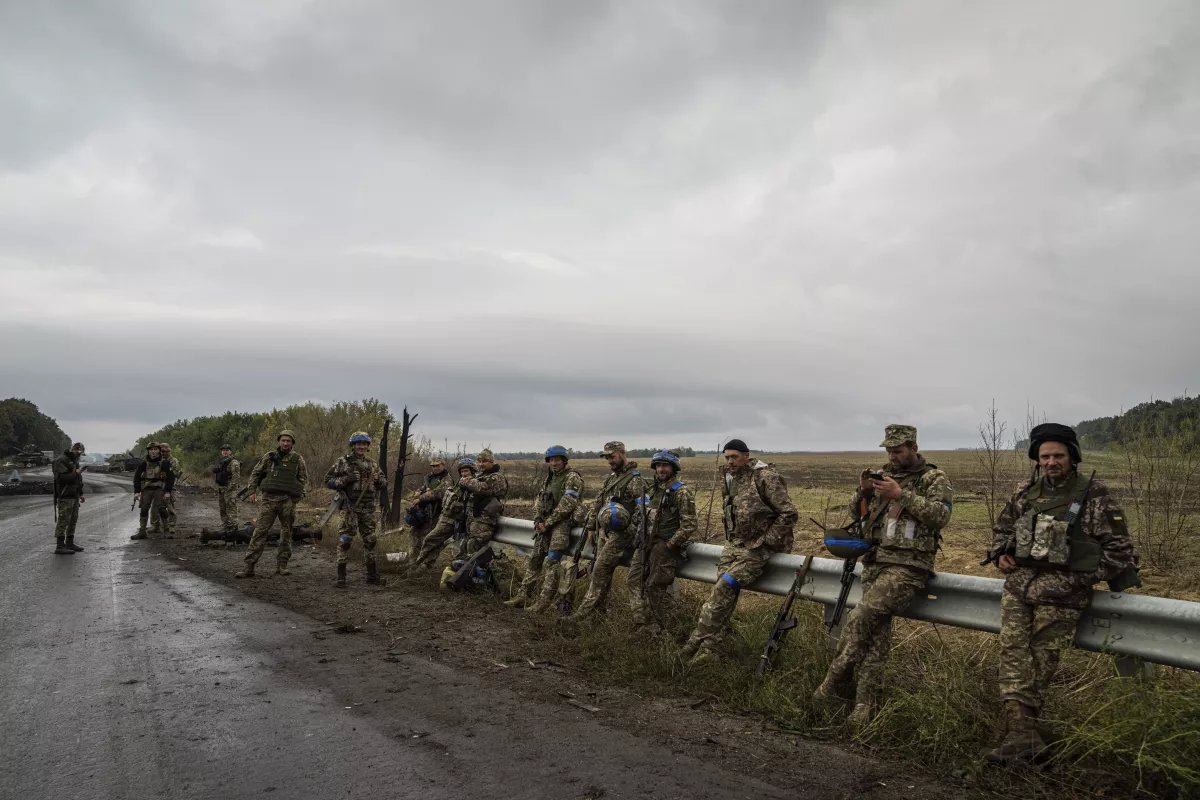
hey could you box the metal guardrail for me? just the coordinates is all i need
[492,518,1200,672]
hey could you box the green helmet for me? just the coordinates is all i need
[278,430,296,442]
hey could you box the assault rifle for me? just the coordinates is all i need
[570,527,596,579]
[757,554,814,676]
[817,502,872,633]
[632,486,650,598]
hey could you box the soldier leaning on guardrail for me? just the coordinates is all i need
[813,424,954,732]
[51,443,88,554]
[506,445,585,610]
[982,423,1140,766]
[627,449,696,634]
[677,439,798,668]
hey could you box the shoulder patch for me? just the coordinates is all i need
[670,480,685,491]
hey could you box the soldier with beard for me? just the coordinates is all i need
[404,457,453,542]
[399,457,481,577]
[453,449,508,555]
[984,423,1138,765]
[236,430,309,578]
[51,443,88,554]
[131,443,174,541]
[325,431,389,587]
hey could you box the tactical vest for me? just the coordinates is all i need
[649,480,685,540]
[603,468,642,511]
[343,456,378,504]
[259,451,304,497]
[539,469,580,519]
[862,466,940,555]
[1013,472,1102,572]
[142,457,169,489]
[470,470,507,518]
[214,457,234,487]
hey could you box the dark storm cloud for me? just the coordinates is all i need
[2,1,1199,452]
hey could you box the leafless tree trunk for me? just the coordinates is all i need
[974,400,1022,529]
[1117,417,1199,569]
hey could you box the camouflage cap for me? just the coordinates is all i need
[221,444,233,450]
[428,457,444,467]
[602,441,626,456]
[160,443,171,452]
[147,442,161,450]
[477,448,495,461]
[70,442,86,454]
[880,424,918,448]
[277,429,295,442]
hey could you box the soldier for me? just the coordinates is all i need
[566,442,647,619]
[813,424,954,730]
[325,431,388,587]
[399,457,480,577]
[629,449,696,632]
[156,443,182,537]
[404,457,453,543]
[507,445,584,610]
[131,443,174,540]
[455,449,508,555]
[984,423,1138,764]
[212,444,241,536]
[678,439,798,667]
[51,442,87,554]
[236,430,309,578]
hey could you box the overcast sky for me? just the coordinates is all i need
[2,0,1198,454]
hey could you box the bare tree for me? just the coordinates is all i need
[1117,416,1199,569]
[974,400,1022,528]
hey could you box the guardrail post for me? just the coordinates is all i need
[1114,655,1155,679]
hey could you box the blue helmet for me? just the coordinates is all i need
[456,457,477,472]
[348,431,371,445]
[544,445,569,462]
[650,449,681,471]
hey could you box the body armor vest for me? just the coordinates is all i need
[1013,472,1102,572]
[259,451,304,497]
[142,458,169,489]
[649,480,685,540]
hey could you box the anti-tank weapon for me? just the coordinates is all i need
[757,554,814,676]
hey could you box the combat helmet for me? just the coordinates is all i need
[598,500,631,533]
[544,445,569,462]
[348,431,371,445]
[650,449,681,472]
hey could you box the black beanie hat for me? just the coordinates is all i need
[723,438,750,454]
[1028,423,1082,463]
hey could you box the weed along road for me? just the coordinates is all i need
[0,479,954,800]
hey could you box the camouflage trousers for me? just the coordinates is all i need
[574,531,632,618]
[683,541,774,656]
[415,517,495,566]
[244,494,295,568]
[998,591,1082,712]
[54,498,80,538]
[826,562,928,706]
[151,492,177,534]
[629,538,681,626]
[217,487,239,532]
[138,489,169,534]
[518,522,572,603]
[337,503,379,566]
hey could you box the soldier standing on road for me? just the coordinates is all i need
[813,424,953,730]
[156,443,182,538]
[212,444,241,536]
[131,443,174,541]
[325,432,388,588]
[678,439,798,667]
[51,443,88,554]
[236,430,308,579]
[399,457,481,578]
[404,458,453,543]
[984,423,1138,765]
[507,446,584,610]
[628,450,696,633]
[566,442,647,619]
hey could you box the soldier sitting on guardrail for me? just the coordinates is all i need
[982,423,1140,765]
[813,424,954,732]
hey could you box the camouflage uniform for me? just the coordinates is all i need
[991,471,1136,712]
[629,472,696,628]
[516,464,585,609]
[820,427,953,724]
[410,454,507,568]
[132,447,174,539]
[213,452,241,533]
[571,448,648,618]
[680,459,798,662]
[325,451,387,566]
[52,446,86,551]
[241,438,308,574]
[407,461,453,541]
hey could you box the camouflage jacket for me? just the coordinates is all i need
[851,457,953,572]
[723,460,798,552]
[459,464,508,520]
[534,467,585,530]
[991,472,1137,608]
[412,471,452,506]
[647,476,697,549]
[213,456,241,490]
[586,461,647,533]
[247,449,309,499]
[325,453,387,507]
[52,451,84,500]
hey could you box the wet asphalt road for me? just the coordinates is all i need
[0,475,800,800]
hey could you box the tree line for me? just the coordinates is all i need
[0,398,71,456]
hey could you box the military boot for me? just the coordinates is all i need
[54,537,75,555]
[366,561,385,586]
[66,537,84,552]
[985,701,1047,765]
[276,564,290,576]
[235,565,255,579]
[504,591,528,609]
[130,528,148,541]
[336,563,347,588]
[813,673,855,706]
[676,637,701,664]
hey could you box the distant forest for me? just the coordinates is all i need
[1076,394,1200,448]
[0,398,72,456]
[497,446,698,460]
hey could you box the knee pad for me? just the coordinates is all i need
[338,534,353,552]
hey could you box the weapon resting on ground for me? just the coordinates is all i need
[317,490,349,530]
[200,522,322,545]
[442,544,497,593]
[757,554,814,676]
